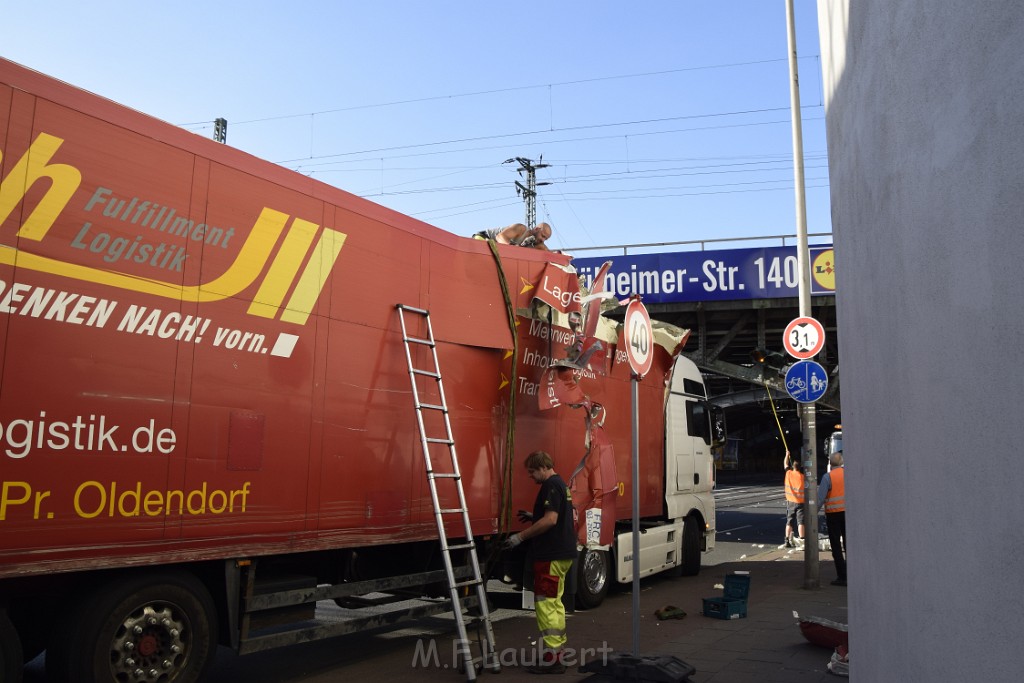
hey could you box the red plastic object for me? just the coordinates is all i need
[799,616,849,649]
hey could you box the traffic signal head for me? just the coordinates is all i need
[751,347,787,369]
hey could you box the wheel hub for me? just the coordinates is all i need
[583,551,607,592]
[110,604,187,681]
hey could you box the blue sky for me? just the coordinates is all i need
[3,1,831,255]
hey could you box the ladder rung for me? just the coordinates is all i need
[404,336,434,347]
[426,437,455,445]
[453,578,483,589]
[429,472,460,479]
[438,508,466,515]
[445,542,475,551]
[412,368,441,378]
[417,403,446,412]
[397,304,428,315]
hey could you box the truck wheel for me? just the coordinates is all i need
[680,515,702,576]
[575,549,610,609]
[1,609,23,683]
[47,572,216,683]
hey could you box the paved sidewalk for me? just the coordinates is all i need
[148,544,848,683]
[482,545,849,682]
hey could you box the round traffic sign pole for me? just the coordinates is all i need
[783,316,825,359]
[621,297,652,657]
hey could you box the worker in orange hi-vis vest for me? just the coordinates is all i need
[818,452,847,586]
[783,451,806,547]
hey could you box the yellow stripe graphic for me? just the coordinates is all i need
[248,217,319,319]
[0,207,289,303]
[280,228,347,324]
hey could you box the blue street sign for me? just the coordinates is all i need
[572,244,835,305]
[785,360,829,403]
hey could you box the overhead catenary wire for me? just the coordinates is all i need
[177,54,831,234]
[277,107,823,167]
[177,56,812,128]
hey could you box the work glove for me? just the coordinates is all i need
[517,509,534,523]
[503,533,523,550]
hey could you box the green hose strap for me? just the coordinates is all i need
[486,240,518,534]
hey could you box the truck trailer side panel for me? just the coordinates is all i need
[0,58,715,682]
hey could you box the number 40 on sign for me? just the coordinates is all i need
[623,299,653,376]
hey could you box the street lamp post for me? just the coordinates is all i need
[784,0,820,589]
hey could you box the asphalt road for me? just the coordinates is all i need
[709,473,791,564]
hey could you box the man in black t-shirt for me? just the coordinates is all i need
[504,450,576,674]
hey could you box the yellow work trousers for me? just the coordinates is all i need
[533,558,573,651]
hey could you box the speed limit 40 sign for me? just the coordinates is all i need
[783,316,825,359]
[623,299,654,376]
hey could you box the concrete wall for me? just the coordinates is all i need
[816,1,1024,679]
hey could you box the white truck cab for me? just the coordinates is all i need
[824,426,843,471]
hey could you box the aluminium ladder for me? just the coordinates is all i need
[395,304,499,680]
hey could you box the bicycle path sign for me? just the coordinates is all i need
[785,360,828,403]
[783,316,825,359]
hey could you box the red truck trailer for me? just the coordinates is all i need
[0,58,716,682]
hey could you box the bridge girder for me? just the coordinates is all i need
[646,296,841,412]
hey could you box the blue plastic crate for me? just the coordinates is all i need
[702,573,750,620]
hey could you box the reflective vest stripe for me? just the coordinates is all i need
[540,627,566,638]
[825,468,845,512]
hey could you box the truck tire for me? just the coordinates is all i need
[680,515,702,576]
[0,609,23,683]
[46,572,216,683]
[7,601,47,665]
[575,549,610,609]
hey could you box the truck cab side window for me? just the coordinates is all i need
[686,400,712,445]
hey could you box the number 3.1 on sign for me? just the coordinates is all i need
[782,316,825,360]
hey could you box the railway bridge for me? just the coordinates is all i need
[569,234,839,468]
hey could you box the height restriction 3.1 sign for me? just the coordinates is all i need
[783,316,825,359]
